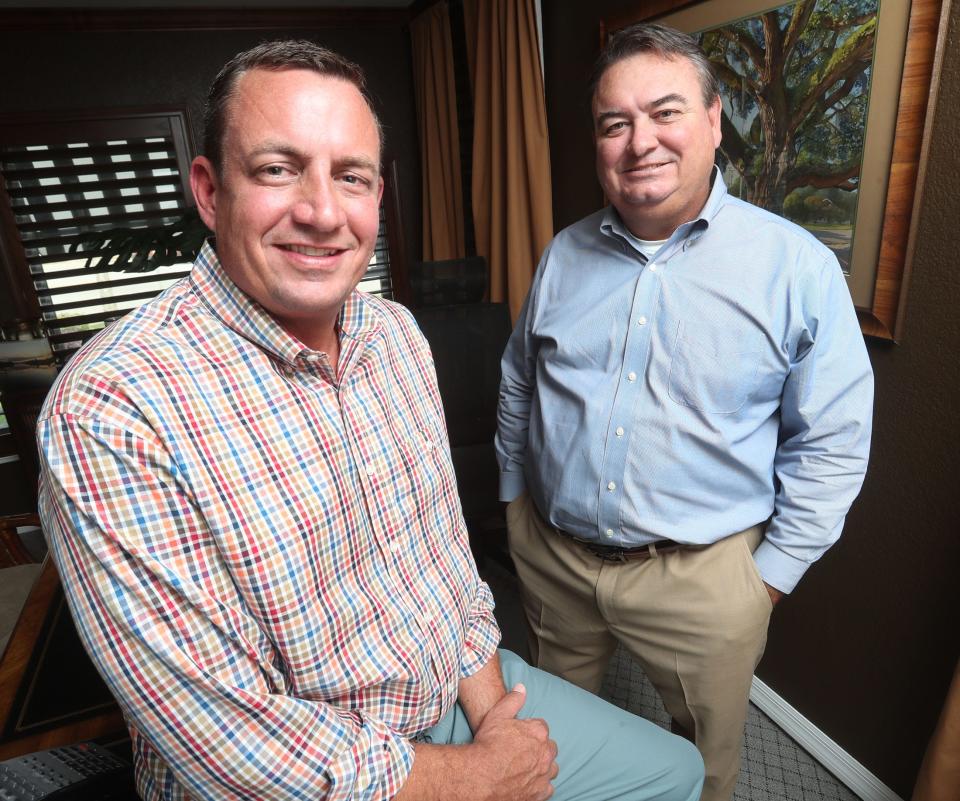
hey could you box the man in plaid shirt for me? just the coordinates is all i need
[38,40,703,801]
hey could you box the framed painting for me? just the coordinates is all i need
[602,0,949,340]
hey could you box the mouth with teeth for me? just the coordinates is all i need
[624,161,669,174]
[280,244,344,257]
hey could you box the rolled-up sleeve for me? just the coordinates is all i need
[458,579,500,678]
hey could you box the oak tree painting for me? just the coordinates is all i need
[698,0,878,270]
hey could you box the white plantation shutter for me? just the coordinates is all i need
[361,202,394,298]
[0,110,195,363]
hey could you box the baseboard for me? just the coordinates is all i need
[750,676,904,801]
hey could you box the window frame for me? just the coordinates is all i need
[0,107,196,339]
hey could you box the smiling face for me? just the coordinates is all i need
[593,52,721,240]
[190,67,383,353]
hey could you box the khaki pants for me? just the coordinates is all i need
[507,492,773,801]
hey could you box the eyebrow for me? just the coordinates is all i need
[248,141,303,160]
[335,155,380,175]
[594,93,691,127]
[648,93,689,108]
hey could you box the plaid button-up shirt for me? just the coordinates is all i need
[38,242,500,800]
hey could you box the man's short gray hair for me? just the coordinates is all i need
[589,22,721,108]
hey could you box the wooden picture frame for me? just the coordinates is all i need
[602,0,950,340]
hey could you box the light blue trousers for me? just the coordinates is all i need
[423,649,704,801]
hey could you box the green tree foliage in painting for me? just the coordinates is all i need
[701,0,877,214]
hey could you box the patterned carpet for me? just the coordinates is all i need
[600,646,859,801]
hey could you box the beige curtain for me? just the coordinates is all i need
[464,0,554,320]
[410,2,466,262]
[913,660,960,801]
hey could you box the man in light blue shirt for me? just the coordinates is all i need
[496,23,873,801]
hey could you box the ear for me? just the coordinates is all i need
[190,155,219,233]
[708,95,722,149]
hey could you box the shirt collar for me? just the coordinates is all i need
[600,165,729,249]
[188,239,379,368]
[696,165,729,225]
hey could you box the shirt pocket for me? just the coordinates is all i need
[667,319,762,414]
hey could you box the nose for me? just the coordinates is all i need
[290,173,347,231]
[627,117,658,156]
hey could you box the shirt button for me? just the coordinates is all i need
[391,540,403,554]
[365,465,376,478]
[649,263,658,272]
[615,426,624,437]
[607,481,616,491]
[605,529,614,538]
[627,371,637,382]
[637,316,648,326]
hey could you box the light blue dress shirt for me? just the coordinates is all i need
[496,172,874,593]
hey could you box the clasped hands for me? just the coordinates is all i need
[398,682,559,801]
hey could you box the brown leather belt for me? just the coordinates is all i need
[571,537,686,562]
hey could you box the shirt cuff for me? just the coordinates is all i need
[752,539,810,594]
[326,714,415,801]
[499,471,526,503]
[459,581,501,679]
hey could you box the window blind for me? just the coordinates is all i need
[361,202,394,298]
[0,111,195,363]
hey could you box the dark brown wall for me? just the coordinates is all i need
[542,1,960,797]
